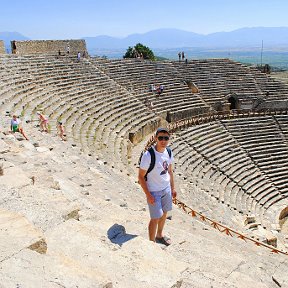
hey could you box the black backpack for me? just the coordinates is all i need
[139,146,172,180]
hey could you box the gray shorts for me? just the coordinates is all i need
[148,186,172,219]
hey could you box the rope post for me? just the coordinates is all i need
[188,210,197,217]
[222,228,233,237]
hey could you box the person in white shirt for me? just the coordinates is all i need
[10,115,28,140]
[138,127,177,246]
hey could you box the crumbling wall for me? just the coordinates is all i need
[0,40,6,54]
[11,39,87,55]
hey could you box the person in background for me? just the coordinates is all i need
[57,121,66,141]
[10,115,28,140]
[37,111,49,132]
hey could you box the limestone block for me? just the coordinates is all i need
[3,134,16,144]
[0,139,9,154]
[246,222,261,230]
[45,220,187,287]
[0,166,31,188]
[0,160,15,169]
[0,209,44,262]
[19,140,36,151]
[36,146,51,153]
[263,231,277,247]
[89,166,108,179]
[244,215,256,225]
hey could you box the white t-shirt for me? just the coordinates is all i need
[11,118,20,127]
[140,146,173,192]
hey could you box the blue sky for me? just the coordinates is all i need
[1,0,288,39]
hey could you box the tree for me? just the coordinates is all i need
[123,43,155,61]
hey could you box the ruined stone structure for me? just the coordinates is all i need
[11,39,87,55]
[0,54,288,286]
[0,40,5,54]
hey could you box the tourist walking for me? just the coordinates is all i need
[37,111,49,132]
[57,121,66,141]
[138,127,177,246]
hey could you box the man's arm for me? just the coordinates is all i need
[138,168,155,205]
[168,164,177,198]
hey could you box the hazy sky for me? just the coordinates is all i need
[1,0,288,39]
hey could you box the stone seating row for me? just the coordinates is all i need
[274,115,288,140]
[172,138,265,220]
[171,118,287,228]
[0,55,158,173]
[90,58,211,121]
[221,116,288,196]
[181,121,278,203]
[171,58,288,107]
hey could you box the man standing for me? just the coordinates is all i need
[138,128,177,246]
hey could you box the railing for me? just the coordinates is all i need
[173,198,288,256]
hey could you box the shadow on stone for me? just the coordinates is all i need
[107,224,137,246]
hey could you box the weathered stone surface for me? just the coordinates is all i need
[0,113,287,288]
[0,138,9,153]
[12,39,87,55]
[0,40,5,54]
[36,146,51,153]
[0,166,31,188]
[0,209,44,262]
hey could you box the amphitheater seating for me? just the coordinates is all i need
[172,59,288,110]
[90,58,211,121]
[0,54,159,171]
[221,116,288,198]
[1,54,288,232]
[171,116,288,228]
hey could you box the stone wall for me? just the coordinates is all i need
[129,118,161,144]
[0,40,5,54]
[167,106,210,122]
[11,39,87,55]
[256,100,288,111]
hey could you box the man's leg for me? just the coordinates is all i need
[148,218,159,242]
[156,211,167,239]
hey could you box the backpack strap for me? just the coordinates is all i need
[145,147,156,180]
[166,147,172,158]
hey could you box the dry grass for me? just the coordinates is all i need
[271,71,288,84]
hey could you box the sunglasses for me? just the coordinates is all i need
[158,136,169,141]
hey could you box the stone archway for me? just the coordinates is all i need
[227,95,238,110]
[11,41,17,54]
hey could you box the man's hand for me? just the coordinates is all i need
[172,188,177,199]
[146,193,155,205]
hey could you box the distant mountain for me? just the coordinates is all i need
[83,27,288,50]
[84,28,203,49]
[1,28,288,56]
[0,32,29,51]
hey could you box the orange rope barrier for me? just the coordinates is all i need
[173,198,288,256]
